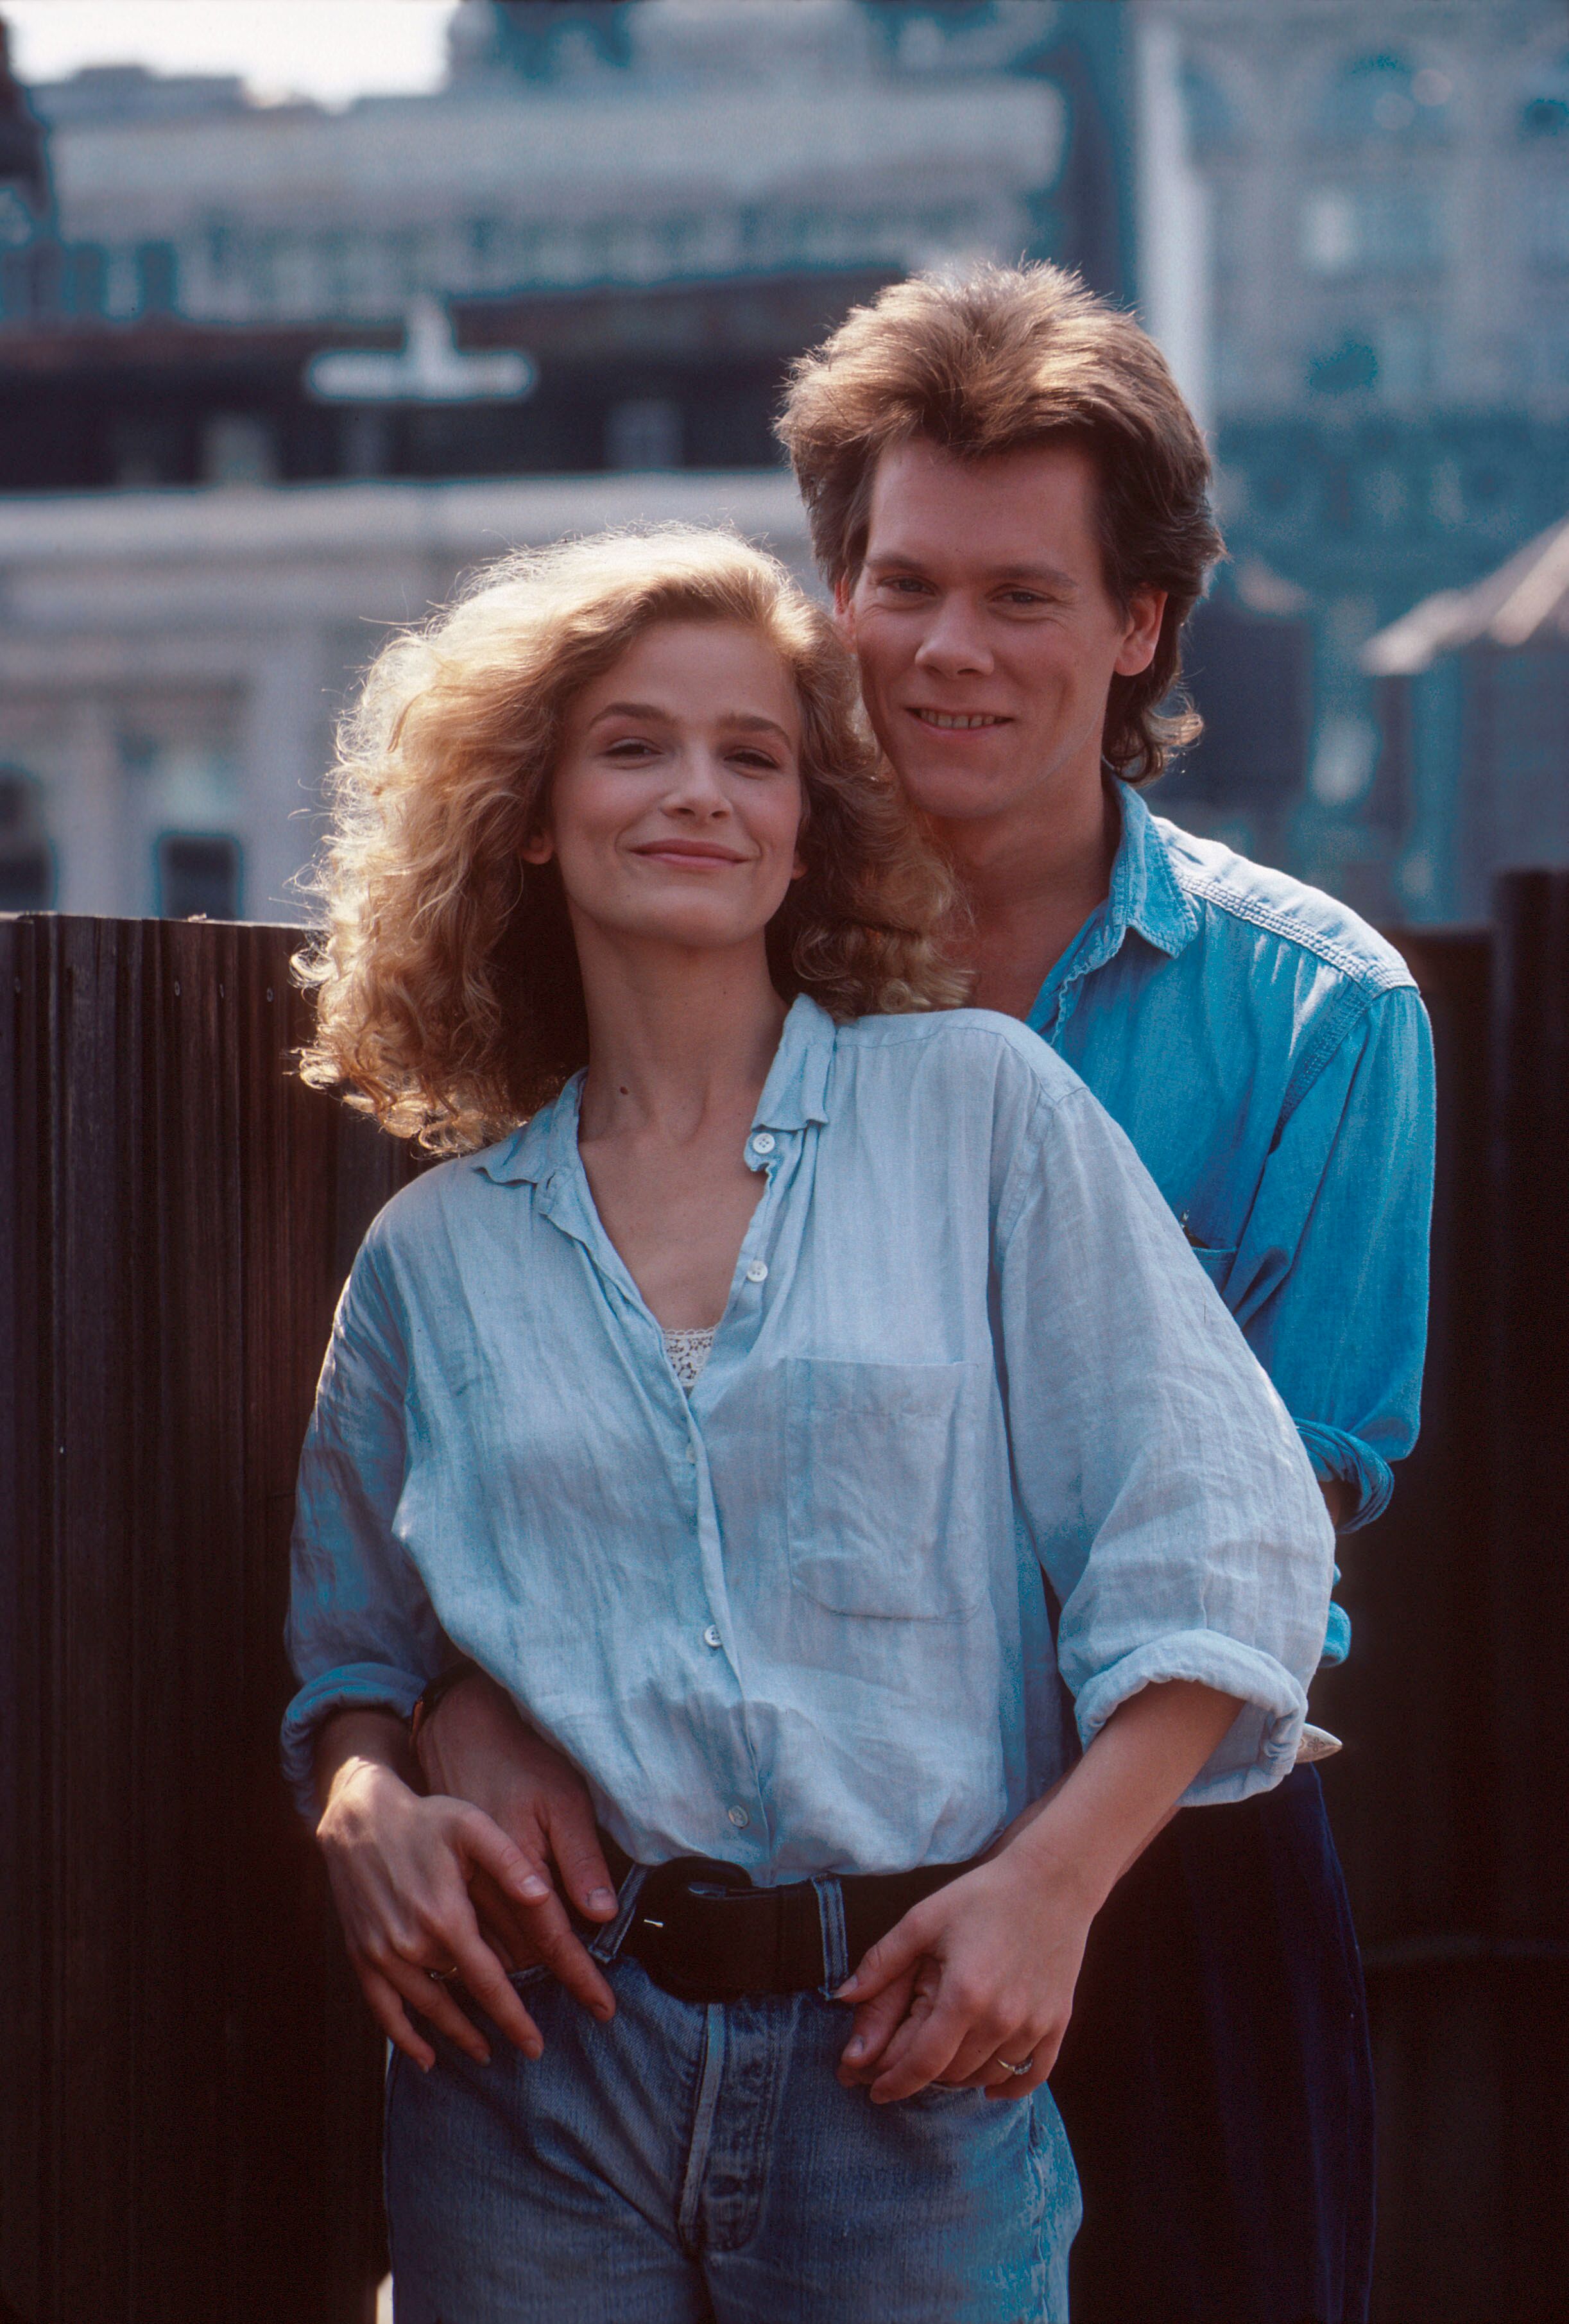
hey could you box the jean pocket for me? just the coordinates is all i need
[784,1356,981,1619]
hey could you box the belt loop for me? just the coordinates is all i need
[589,1863,649,1965]
[812,1875,850,1997]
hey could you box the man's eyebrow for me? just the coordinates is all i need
[863,551,1078,590]
[588,702,792,741]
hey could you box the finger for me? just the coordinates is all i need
[836,1904,936,2003]
[868,1993,975,2103]
[445,1928,545,2060]
[354,1958,436,2072]
[499,1882,616,2021]
[379,1954,493,2067]
[982,2024,1065,2100]
[454,1809,555,1912]
[469,1868,544,1970]
[837,1964,919,2081]
[543,1798,619,1921]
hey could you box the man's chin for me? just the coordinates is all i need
[883,757,1034,825]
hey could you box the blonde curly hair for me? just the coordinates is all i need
[296,526,968,1151]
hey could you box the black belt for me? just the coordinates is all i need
[598,1836,981,2006]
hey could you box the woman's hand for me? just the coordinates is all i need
[316,1712,592,2071]
[834,1841,1094,2103]
[414,1670,619,2018]
[836,1678,1246,2103]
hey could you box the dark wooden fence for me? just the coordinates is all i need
[1,882,1566,2324]
[0,915,413,2324]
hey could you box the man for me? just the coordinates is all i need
[406,266,1434,2324]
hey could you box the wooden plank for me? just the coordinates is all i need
[0,915,412,2324]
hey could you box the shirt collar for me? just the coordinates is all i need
[472,992,836,1187]
[1101,781,1200,963]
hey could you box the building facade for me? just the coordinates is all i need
[1144,0,1569,922]
[0,0,1133,922]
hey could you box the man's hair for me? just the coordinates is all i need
[295,526,966,1151]
[776,263,1224,785]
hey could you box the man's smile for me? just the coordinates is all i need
[909,709,1011,730]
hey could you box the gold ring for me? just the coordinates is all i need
[427,1963,458,1982]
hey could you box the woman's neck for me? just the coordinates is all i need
[574,927,787,1143]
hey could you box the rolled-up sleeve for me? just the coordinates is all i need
[1228,985,1434,1534]
[999,1083,1335,1805]
[280,1232,446,1818]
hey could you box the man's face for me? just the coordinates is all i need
[839,438,1163,828]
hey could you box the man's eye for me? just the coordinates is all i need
[881,576,930,597]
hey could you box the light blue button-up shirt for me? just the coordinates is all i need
[284,1001,1333,1878]
[1034,786,1436,1665]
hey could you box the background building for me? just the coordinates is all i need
[1144,0,1569,921]
[1,0,1564,928]
[0,0,1132,922]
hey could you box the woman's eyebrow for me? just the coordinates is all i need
[588,699,674,727]
[588,703,793,743]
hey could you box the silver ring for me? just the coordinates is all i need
[997,2053,1034,2076]
[427,1963,459,1983]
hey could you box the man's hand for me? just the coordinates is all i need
[415,1669,618,2021]
[836,1678,1246,2103]
[316,1721,563,2072]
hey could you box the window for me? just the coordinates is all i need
[1317,54,1451,146]
[1522,52,1569,139]
[606,398,682,471]
[155,832,242,920]
[1301,184,1445,274]
[0,767,55,910]
[201,414,279,487]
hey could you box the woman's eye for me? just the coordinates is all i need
[730,749,780,772]
[604,737,657,759]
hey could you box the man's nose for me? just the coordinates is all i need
[913,598,993,678]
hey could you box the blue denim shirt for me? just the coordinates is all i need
[284,1001,1333,1875]
[1037,786,1435,1664]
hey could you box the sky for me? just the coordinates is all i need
[4,1,459,109]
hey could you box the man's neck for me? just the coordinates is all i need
[933,770,1119,1022]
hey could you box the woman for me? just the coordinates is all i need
[285,528,1332,2323]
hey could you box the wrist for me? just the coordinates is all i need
[1000,1798,1122,1920]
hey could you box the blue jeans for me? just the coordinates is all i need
[385,1876,1078,2323]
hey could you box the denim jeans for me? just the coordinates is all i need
[385,1877,1079,2323]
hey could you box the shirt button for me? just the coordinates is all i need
[745,1259,768,1284]
[750,1132,776,1155]
[703,1624,723,1649]
[727,1805,750,1829]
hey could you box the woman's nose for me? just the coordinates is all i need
[665,746,731,813]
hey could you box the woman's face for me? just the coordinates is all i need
[526,619,805,954]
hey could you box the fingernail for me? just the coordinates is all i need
[845,2038,865,2060]
[587,1887,615,1911]
[835,1976,859,1998]
[476,2048,492,2067]
[519,1875,550,1901]
[419,2058,433,2075]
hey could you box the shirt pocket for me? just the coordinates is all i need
[1189,1244,1237,1293]
[784,1357,981,1621]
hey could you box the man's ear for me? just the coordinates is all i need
[832,574,856,646]
[1114,586,1167,679]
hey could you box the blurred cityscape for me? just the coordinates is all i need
[0,0,1563,929]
